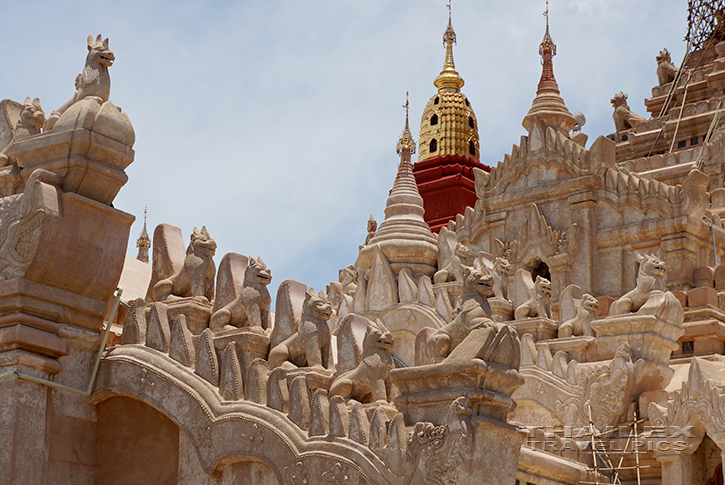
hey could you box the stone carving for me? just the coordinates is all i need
[609,253,684,325]
[322,462,351,484]
[210,256,272,333]
[649,358,725,447]
[406,397,472,485]
[268,289,333,370]
[656,48,678,86]
[364,215,377,245]
[45,35,115,131]
[474,252,513,300]
[611,92,647,133]
[0,97,45,167]
[433,227,470,283]
[557,284,598,338]
[0,198,45,280]
[330,318,394,403]
[416,265,520,369]
[154,226,217,302]
[513,269,552,320]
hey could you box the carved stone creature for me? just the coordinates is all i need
[154,226,217,302]
[406,397,472,485]
[45,35,115,131]
[210,257,272,333]
[0,98,45,167]
[417,266,520,369]
[513,269,552,320]
[433,227,470,284]
[611,92,647,134]
[364,215,377,245]
[329,318,394,403]
[656,48,678,86]
[557,284,599,338]
[268,289,333,370]
[609,253,684,325]
[474,252,513,300]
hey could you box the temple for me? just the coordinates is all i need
[5,3,725,485]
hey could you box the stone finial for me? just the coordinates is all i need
[396,93,416,163]
[136,206,151,263]
[522,5,576,134]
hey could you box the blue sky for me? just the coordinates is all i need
[2,0,688,297]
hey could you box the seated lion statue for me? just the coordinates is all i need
[209,257,272,333]
[656,48,678,86]
[416,265,520,370]
[609,253,683,326]
[153,226,216,302]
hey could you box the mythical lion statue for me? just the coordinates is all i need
[609,253,684,325]
[329,318,394,403]
[656,48,678,86]
[153,226,217,302]
[611,92,647,134]
[557,284,599,338]
[513,269,552,320]
[210,256,272,333]
[416,265,520,369]
[473,252,513,300]
[434,227,471,284]
[267,288,333,370]
[45,35,115,131]
[0,97,45,167]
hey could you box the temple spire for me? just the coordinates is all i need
[397,92,416,163]
[136,206,151,263]
[434,1,464,93]
[522,1,576,134]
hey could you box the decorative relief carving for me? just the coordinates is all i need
[284,461,309,485]
[132,368,156,395]
[197,426,212,448]
[322,462,351,484]
[406,398,471,485]
[0,192,45,280]
[240,422,264,448]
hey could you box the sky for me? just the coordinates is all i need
[2,0,689,298]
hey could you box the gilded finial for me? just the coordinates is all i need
[396,92,416,162]
[539,0,556,57]
[434,0,464,93]
[136,205,151,263]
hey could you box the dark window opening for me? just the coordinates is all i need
[464,98,470,106]
[678,140,686,149]
[468,117,474,128]
[434,96,440,105]
[531,260,550,282]
[469,141,475,155]
[692,137,699,145]
[682,340,694,354]
[621,134,628,141]
[430,138,438,153]
[431,114,438,125]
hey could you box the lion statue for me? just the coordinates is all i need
[0,97,45,167]
[210,256,272,333]
[329,318,394,403]
[474,252,514,300]
[609,254,684,325]
[513,269,552,320]
[416,265,520,369]
[434,227,471,284]
[153,226,217,302]
[557,284,599,338]
[611,92,647,134]
[656,48,678,86]
[268,288,333,370]
[45,35,115,131]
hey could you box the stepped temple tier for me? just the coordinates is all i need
[7,2,725,484]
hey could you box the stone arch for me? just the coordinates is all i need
[91,345,394,484]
